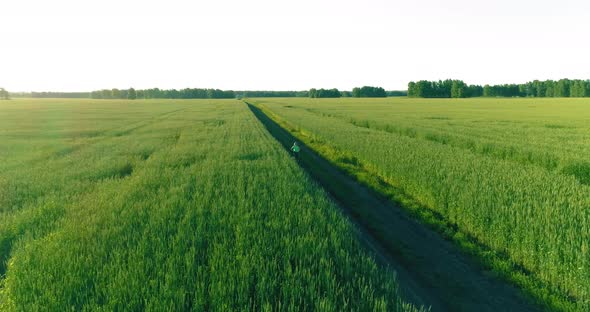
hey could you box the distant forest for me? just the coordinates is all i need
[408,79,590,98]
[6,86,399,99]
[9,79,590,100]
[7,89,304,99]
[309,86,390,98]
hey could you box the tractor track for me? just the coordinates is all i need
[246,102,540,312]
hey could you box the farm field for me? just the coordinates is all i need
[0,99,420,311]
[249,97,590,311]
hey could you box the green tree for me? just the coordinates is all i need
[351,87,361,97]
[309,88,340,98]
[309,88,317,98]
[533,80,545,97]
[111,89,122,99]
[136,89,145,99]
[352,86,386,98]
[408,80,469,98]
[407,79,590,98]
[555,79,570,97]
[416,81,432,97]
[0,88,9,100]
[466,85,483,97]
[439,80,453,97]
[545,81,555,97]
[570,81,580,97]
[128,88,137,100]
[571,80,588,97]
[483,85,492,97]
[451,81,467,98]
[520,82,535,97]
[407,82,416,97]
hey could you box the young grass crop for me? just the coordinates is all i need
[250,97,590,311]
[0,99,422,311]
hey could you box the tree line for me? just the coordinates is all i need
[10,89,310,99]
[408,79,590,98]
[307,86,387,98]
[90,88,332,99]
[0,88,10,100]
[407,80,483,98]
[239,90,308,98]
[387,90,407,97]
[352,86,387,97]
[484,79,590,97]
[4,86,392,100]
[4,86,406,100]
[309,88,341,98]
[90,88,236,99]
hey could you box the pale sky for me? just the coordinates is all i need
[1,0,589,92]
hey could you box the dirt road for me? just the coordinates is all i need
[247,102,540,312]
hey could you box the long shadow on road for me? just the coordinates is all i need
[246,102,539,312]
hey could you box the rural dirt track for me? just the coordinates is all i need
[247,102,540,312]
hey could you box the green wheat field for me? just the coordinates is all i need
[251,97,590,310]
[0,99,421,311]
[2,97,590,310]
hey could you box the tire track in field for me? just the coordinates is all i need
[246,102,540,312]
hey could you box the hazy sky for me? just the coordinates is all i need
[1,0,589,92]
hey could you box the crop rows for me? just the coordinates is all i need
[0,99,420,311]
[253,97,590,310]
